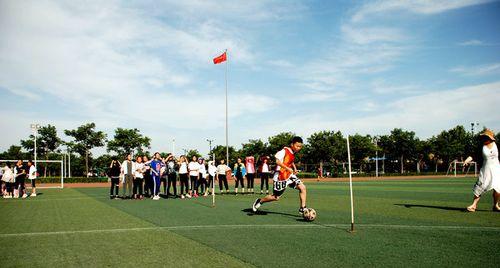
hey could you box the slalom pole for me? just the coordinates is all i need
[347,136,355,233]
[212,153,216,207]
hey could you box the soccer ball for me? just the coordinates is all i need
[303,208,317,221]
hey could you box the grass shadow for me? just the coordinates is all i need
[394,203,488,212]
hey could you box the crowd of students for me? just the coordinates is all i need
[109,152,273,200]
[1,160,38,199]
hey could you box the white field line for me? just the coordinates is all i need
[1,224,499,237]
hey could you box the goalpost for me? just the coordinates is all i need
[0,159,64,189]
[446,160,478,177]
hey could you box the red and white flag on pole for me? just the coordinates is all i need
[213,51,227,64]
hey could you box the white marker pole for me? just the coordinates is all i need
[347,136,355,232]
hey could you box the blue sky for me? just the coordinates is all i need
[1,0,499,156]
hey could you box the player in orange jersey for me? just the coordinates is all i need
[252,136,308,215]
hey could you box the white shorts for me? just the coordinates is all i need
[272,173,302,197]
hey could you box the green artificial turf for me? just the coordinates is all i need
[1,177,499,267]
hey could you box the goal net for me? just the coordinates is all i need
[0,159,64,189]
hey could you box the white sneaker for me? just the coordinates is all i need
[252,198,261,212]
[181,195,185,199]
[31,193,37,197]
[153,195,160,200]
[186,194,192,198]
[22,194,28,199]
[4,195,12,199]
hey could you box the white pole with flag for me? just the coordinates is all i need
[347,135,355,232]
[224,49,229,166]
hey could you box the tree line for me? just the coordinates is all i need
[0,123,498,177]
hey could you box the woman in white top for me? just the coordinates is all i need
[216,159,230,194]
[178,155,190,198]
[188,155,201,197]
[134,156,145,199]
[207,161,217,195]
[27,160,37,197]
[197,158,209,196]
[467,129,500,212]
[259,157,271,194]
[1,163,15,198]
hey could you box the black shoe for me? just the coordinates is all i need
[299,207,307,215]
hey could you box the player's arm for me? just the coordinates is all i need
[292,163,298,174]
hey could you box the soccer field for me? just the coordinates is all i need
[1,177,499,267]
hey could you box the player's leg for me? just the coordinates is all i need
[235,175,239,194]
[296,183,307,213]
[31,179,36,196]
[467,195,481,212]
[110,178,115,198]
[493,190,500,211]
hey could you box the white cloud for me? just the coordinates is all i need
[252,81,500,139]
[351,0,492,22]
[458,39,484,46]
[341,25,406,45]
[450,63,500,76]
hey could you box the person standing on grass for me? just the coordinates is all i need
[207,160,217,195]
[188,155,200,197]
[165,154,177,198]
[27,160,37,197]
[216,159,229,194]
[467,129,500,212]
[142,155,152,197]
[150,152,165,200]
[0,163,4,196]
[108,158,121,199]
[259,157,271,194]
[178,155,190,199]
[233,158,246,195]
[160,156,168,196]
[252,137,308,215]
[2,163,14,198]
[198,158,209,196]
[245,156,256,194]
[14,160,27,198]
[133,156,145,200]
[120,154,135,199]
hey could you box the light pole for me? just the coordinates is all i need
[373,136,379,178]
[470,122,479,135]
[30,124,40,170]
[172,139,176,156]
[207,139,215,162]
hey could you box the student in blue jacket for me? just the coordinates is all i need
[233,158,246,195]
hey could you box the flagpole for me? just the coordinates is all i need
[347,135,355,233]
[225,49,229,166]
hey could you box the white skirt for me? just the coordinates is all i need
[473,164,500,196]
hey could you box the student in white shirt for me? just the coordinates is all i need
[188,155,201,197]
[178,155,190,198]
[216,159,230,194]
[27,160,37,197]
[134,156,145,199]
[120,154,135,199]
[259,157,271,194]
[207,160,217,195]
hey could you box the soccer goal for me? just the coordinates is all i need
[446,159,478,177]
[0,159,64,189]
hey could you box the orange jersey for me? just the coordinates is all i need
[275,147,295,181]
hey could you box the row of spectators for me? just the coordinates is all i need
[108,153,273,200]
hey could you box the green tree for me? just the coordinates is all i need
[64,123,107,177]
[20,124,62,177]
[0,145,29,160]
[267,132,296,156]
[186,149,202,160]
[379,128,419,174]
[349,134,377,173]
[432,125,472,165]
[240,139,268,159]
[305,130,346,174]
[210,145,238,165]
[107,128,151,157]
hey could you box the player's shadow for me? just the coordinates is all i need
[241,208,298,219]
[394,203,486,212]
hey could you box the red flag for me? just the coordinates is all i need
[213,52,227,64]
